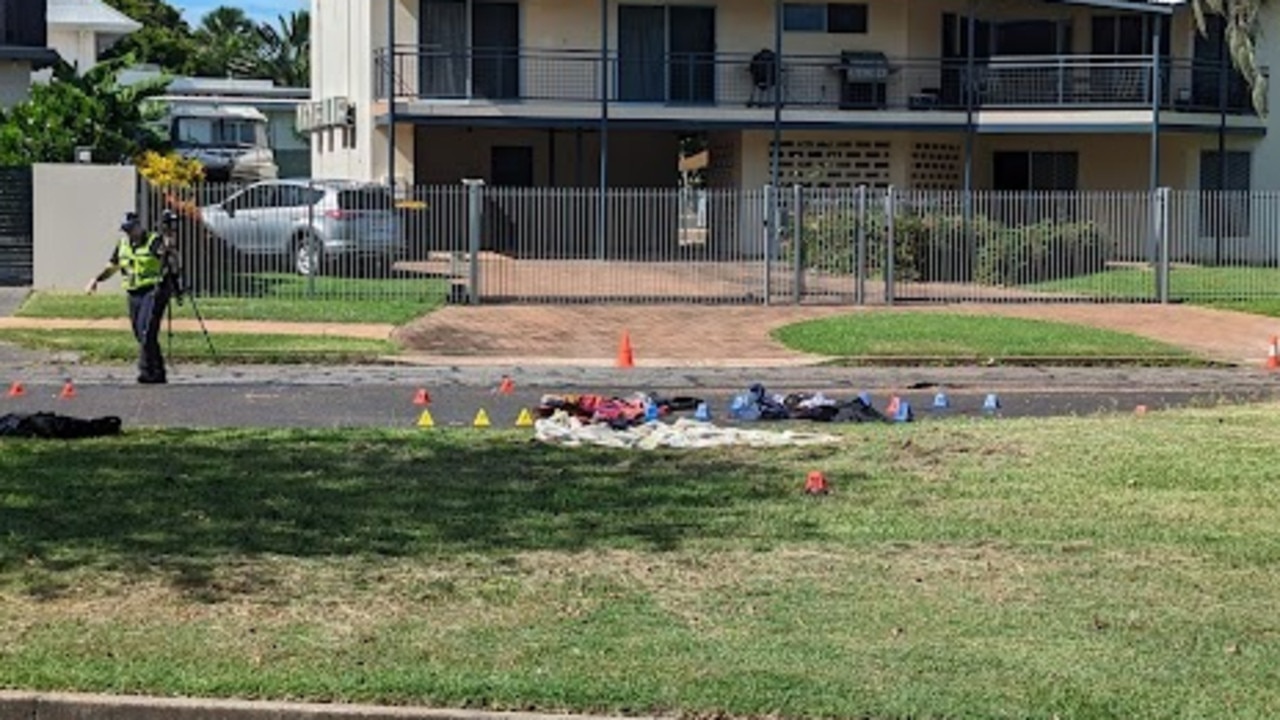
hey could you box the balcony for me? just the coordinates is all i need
[375,46,1263,118]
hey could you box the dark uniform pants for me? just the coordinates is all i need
[127,282,172,382]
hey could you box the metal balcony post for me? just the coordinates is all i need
[1148,16,1162,273]
[598,0,609,260]
[387,0,397,188]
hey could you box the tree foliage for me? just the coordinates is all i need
[0,56,170,166]
[101,0,202,75]
[1191,0,1269,115]
[101,0,310,87]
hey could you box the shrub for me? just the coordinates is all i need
[788,209,999,283]
[975,220,1111,286]
[135,150,205,187]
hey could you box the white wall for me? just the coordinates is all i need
[47,28,97,72]
[311,0,415,184]
[33,164,138,291]
[311,0,375,181]
[0,61,31,109]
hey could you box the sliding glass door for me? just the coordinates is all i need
[617,4,716,104]
[420,0,520,100]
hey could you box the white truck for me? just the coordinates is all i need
[167,104,279,183]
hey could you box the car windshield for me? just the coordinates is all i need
[175,117,265,148]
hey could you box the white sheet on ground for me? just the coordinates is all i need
[534,413,841,450]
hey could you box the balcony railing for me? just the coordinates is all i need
[375,46,1263,116]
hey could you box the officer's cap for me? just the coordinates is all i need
[120,212,141,232]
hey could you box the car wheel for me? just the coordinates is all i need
[294,235,323,276]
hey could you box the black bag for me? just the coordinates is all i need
[833,398,890,424]
[0,412,123,439]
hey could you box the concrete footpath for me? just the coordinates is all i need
[0,691,643,720]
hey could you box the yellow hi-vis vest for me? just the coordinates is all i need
[117,233,165,292]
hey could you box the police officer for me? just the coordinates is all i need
[85,212,178,384]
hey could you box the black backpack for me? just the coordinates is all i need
[0,412,123,439]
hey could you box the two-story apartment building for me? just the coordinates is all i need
[310,0,1274,199]
[0,0,58,108]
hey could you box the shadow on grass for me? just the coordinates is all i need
[0,432,832,582]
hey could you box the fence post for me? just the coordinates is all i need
[855,185,867,306]
[307,179,317,297]
[1158,187,1171,304]
[885,186,896,306]
[792,184,804,304]
[764,184,775,306]
[463,178,485,305]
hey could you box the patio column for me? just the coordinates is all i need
[598,0,609,259]
[387,0,397,188]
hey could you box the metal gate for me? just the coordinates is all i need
[0,167,34,287]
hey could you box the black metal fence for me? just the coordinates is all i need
[0,167,34,287]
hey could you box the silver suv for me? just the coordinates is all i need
[201,180,403,275]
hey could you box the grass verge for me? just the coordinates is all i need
[16,275,448,325]
[772,312,1192,363]
[0,328,397,364]
[1032,266,1280,303]
[3,406,1280,718]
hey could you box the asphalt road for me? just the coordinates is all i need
[1,368,1276,430]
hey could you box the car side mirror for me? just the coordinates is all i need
[223,203,236,218]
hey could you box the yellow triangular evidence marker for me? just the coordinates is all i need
[473,409,491,428]
[416,409,435,428]
[516,408,534,427]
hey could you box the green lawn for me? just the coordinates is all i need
[0,329,397,364]
[17,274,449,325]
[2,407,1280,718]
[772,312,1191,363]
[1033,265,1280,302]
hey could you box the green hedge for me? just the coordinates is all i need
[787,210,1110,286]
[974,220,1111,286]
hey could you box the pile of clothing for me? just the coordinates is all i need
[729,384,888,424]
[536,393,703,429]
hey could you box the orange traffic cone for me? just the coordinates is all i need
[498,375,515,395]
[616,331,635,368]
[59,380,76,400]
[1267,336,1279,371]
[413,388,431,406]
[6,381,24,398]
[805,471,830,495]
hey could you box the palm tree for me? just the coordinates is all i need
[195,6,263,78]
[1191,0,1269,115]
[256,11,310,88]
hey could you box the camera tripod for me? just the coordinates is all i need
[167,275,218,361]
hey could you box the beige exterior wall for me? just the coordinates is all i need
[974,133,1191,191]
[0,61,31,109]
[33,164,137,291]
[414,126,679,187]
[1251,1,1280,191]
[519,0,1194,59]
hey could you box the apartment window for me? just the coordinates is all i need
[783,3,867,34]
[1200,150,1252,237]
[992,151,1079,191]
